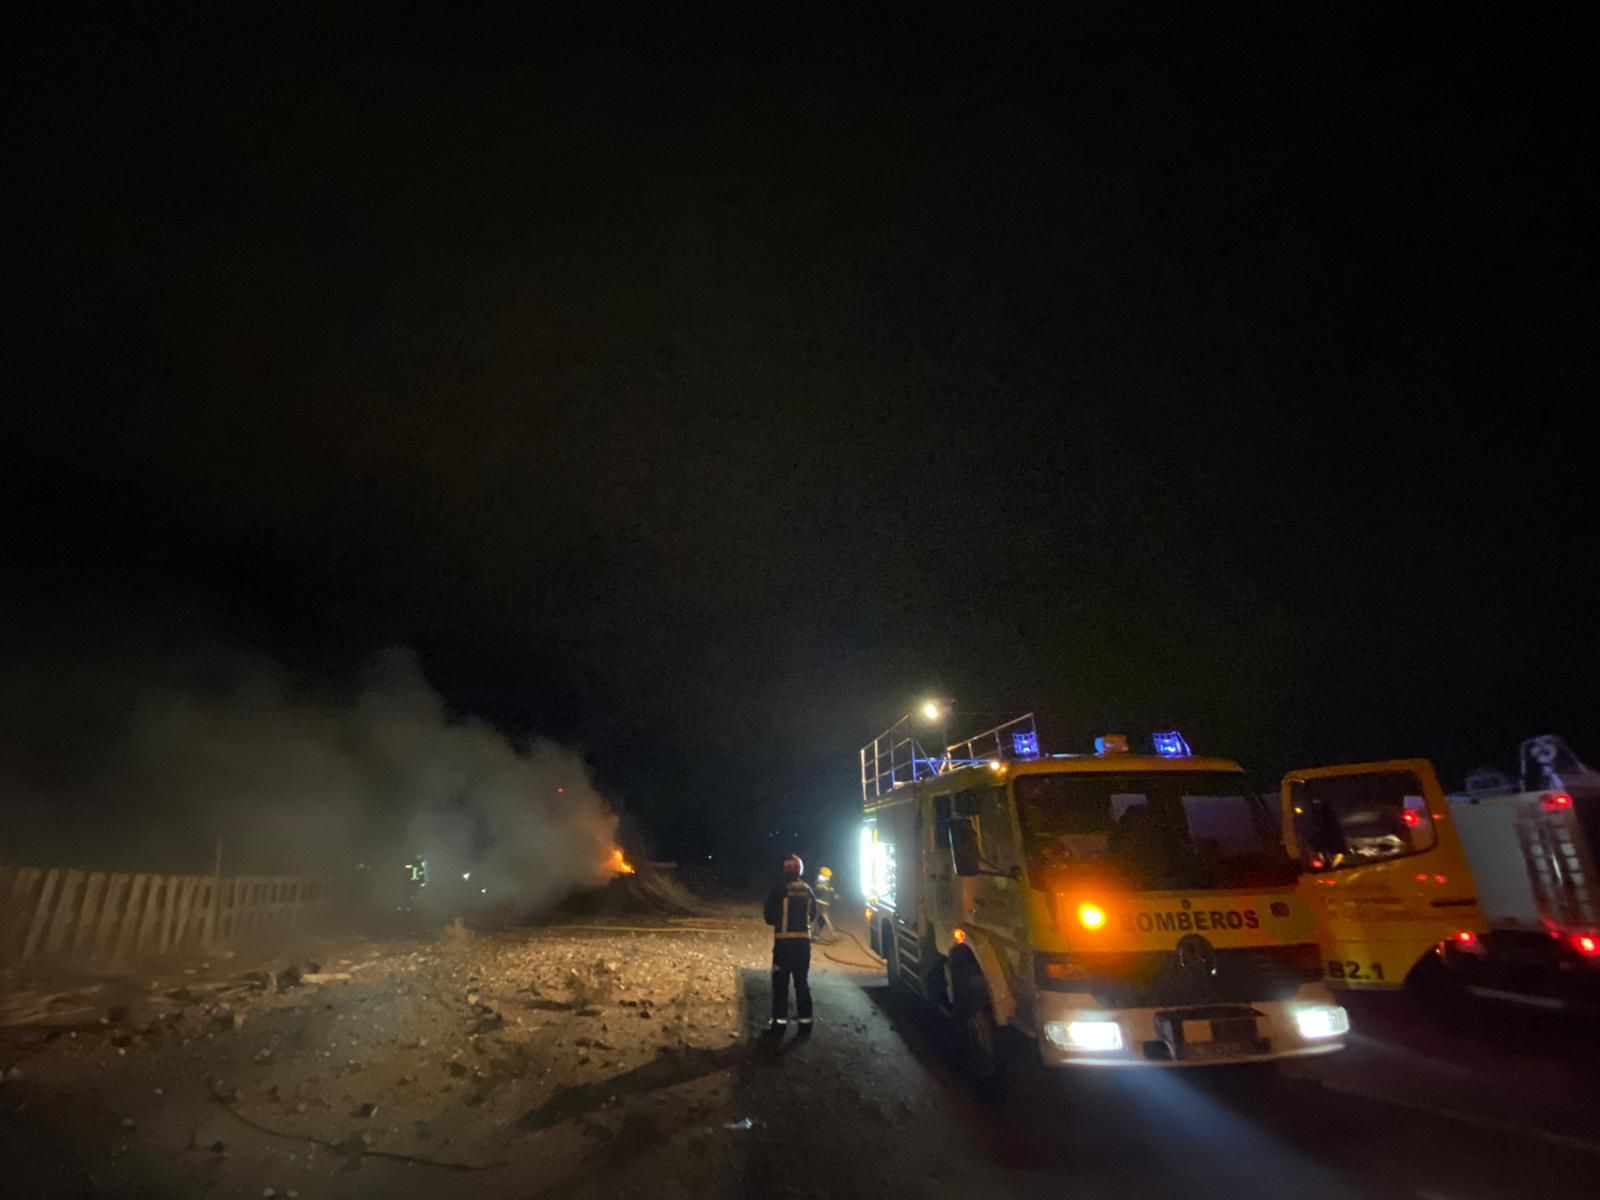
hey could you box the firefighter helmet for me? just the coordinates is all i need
[783,853,804,877]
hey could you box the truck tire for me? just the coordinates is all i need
[955,970,1002,1083]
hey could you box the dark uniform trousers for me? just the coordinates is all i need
[771,938,813,1024]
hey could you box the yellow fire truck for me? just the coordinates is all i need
[1279,758,1485,990]
[861,711,1348,1074]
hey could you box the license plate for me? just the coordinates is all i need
[1212,1018,1258,1041]
[1183,1039,1256,1060]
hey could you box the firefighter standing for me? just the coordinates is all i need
[764,853,816,1032]
[811,865,836,939]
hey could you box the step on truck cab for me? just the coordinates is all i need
[860,712,1348,1071]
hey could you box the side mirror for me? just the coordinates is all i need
[950,817,982,877]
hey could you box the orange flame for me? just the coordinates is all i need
[607,847,636,876]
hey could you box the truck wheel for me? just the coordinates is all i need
[882,924,902,992]
[957,978,1002,1082]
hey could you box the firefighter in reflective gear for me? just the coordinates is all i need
[763,853,816,1031]
[811,865,836,939]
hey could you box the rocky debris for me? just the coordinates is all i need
[332,1131,374,1156]
[8,898,768,1196]
[566,958,618,1008]
[243,969,277,993]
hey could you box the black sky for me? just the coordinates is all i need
[4,9,1596,866]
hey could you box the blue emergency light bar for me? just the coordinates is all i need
[1011,729,1040,759]
[1152,730,1192,757]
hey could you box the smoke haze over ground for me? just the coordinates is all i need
[0,638,620,914]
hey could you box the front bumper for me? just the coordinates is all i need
[1034,984,1348,1068]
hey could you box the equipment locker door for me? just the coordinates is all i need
[1281,759,1485,989]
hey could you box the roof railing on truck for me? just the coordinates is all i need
[859,711,1038,806]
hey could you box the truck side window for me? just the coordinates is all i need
[978,787,1019,871]
[1291,771,1437,871]
[933,793,952,851]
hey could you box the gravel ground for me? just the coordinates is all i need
[7,907,1600,1200]
[1,908,774,1199]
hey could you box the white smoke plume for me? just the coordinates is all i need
[0,642,620,914]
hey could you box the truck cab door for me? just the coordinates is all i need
[1281,759,1485,989]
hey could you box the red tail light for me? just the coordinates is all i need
[1402,811,1421,827]
[1543,792,1574,811]
[1452,930,1477,945]
[1571,934,1600,957]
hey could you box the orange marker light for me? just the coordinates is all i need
[953,928,967,943]
[1077,902,1107,931]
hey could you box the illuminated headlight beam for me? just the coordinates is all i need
[1294,1006,1350,1040]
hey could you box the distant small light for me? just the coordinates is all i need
[462,872,471,880]
[953,928,967,943]
[988,759,1004,772]
[921,701,944,722]
[1434,875,1447,884]
[1453,930,1477,945]
[1402,811,1421,827]
[480,887,487,894]
[557,787,565,794]
[1543,792,1573,811]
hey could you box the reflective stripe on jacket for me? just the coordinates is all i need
[764,879,815,940]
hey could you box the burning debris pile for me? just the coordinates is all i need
[560,852,704,919]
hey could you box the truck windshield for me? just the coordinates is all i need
[1014,771,1296,890]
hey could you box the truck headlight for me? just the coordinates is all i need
[1045,1019,1124,1052]
[1294,1005,1350,1040]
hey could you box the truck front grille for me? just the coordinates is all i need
[1040,943,1323,1006]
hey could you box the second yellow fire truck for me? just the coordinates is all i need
[860,711,1348,1074]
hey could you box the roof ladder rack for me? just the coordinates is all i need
[860,711,1037,806]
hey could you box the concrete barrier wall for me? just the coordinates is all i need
[0,866,326,962]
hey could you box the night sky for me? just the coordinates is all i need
[5,10,1596,870]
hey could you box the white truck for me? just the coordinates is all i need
[1437,735,1600,1007]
